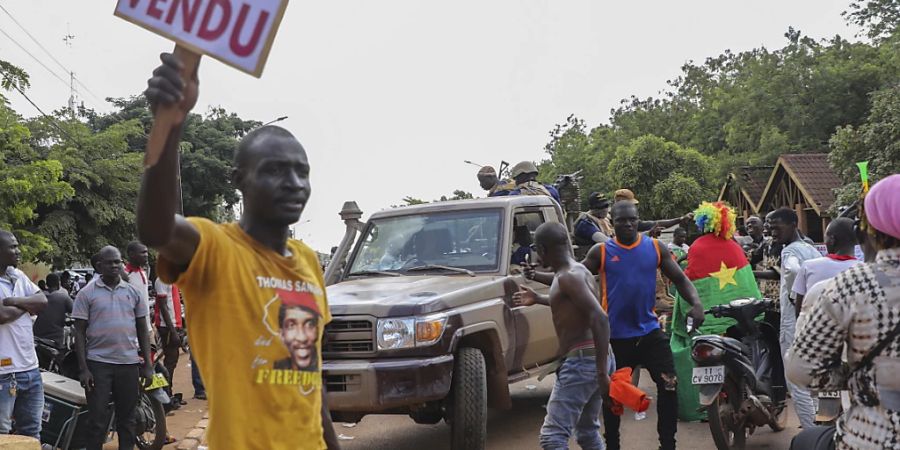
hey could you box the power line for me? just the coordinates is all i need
[0,4,104,104]
[73,75,103,104]
[0,26,70,90]
[3,75,81,146]
[0,4,69,74]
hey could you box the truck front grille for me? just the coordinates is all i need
[323,317,375,357]
[324,374,361,392]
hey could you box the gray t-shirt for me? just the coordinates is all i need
[72,278,147,365]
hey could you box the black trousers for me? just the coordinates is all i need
[790,425,836,450]
[603,328,678,450]
[85,361,140,450]
[158,327,181,388]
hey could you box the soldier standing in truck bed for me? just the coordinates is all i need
[476,166,515,197]
[573,192,613,246]
[508,161,561,203]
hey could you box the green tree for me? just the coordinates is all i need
[0,60,30,93]
[538,115,627,205]
[843,0,900,42]
[540,4,899,209]
[828,84,900,210]
[179,107,258,219]
[86,97,256,220]
[0,65,74,261]
[400,196,427,206]
[607,135,715,219]
[1,61,262,265]
[395,190,475,207]
[602,28,896,177]
[28,113,144,266]
[28,99,259,266]
[440,190,474,201]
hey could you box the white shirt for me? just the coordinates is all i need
[0,267,41,374]
[125,265,152,328]
[780,240,821,307]
[154,279,178,328]
[795,278,831,332]
[792,256,861,297]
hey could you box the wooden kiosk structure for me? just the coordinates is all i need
[756,154,843,242]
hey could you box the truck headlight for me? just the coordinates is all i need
[415,316,447,346]
[377,318,415,350]
[376,316,448,350]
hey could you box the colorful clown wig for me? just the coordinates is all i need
[693,201,737,240]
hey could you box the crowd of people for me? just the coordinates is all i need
[0,51,897,450]
[474,159,898,450]
[0,235,206,449]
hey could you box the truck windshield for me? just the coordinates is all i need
[348,209,503,275]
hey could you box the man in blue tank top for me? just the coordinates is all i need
[528,201,705,450]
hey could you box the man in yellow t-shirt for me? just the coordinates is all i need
[137,53,339,450]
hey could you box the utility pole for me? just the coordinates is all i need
[67,71,76,114]
[64,24,77,116]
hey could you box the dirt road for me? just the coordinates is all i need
[336,370,800,450]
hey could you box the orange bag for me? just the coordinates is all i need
[608,367,651,415]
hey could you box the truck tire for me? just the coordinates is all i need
[450,347,487,450]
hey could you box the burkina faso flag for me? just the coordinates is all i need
[669,233,761,421]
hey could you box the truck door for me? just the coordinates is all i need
[509,208,561,370]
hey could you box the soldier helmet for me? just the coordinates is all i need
[477,166,497,177]
[511,161,538,178]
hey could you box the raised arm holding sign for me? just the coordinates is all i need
[116,0,288,166]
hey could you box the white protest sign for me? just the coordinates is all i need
[115,0,288,77]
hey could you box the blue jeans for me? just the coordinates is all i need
[540,353,615,450]
[780,304,816,428]
[190,354,205,396]
[0,368,44,439]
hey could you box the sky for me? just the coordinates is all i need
[1,0,859,253]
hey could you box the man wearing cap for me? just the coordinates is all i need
[573,192,613,245]
[508,161,561,203]
[476,166,515,197]
[614,188,692,233]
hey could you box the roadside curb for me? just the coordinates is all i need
[177,412,209,450]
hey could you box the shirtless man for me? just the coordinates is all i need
[513,222,611,450]
[527,201,704,450]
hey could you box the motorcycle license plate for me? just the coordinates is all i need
[818,390,841,399]
[145,373,169,391]
[692,366,725,384]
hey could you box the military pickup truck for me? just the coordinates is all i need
[324,195,567,450]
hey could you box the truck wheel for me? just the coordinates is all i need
[450,347,487,450]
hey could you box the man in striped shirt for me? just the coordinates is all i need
[73,246,153,450]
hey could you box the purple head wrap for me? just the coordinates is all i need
[864,174,900,240]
